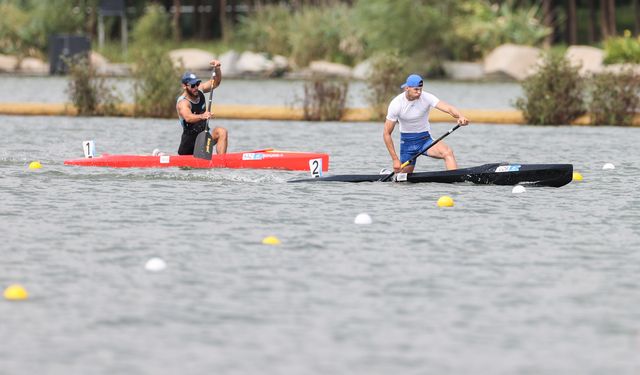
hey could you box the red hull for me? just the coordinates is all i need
[64,149,329,171]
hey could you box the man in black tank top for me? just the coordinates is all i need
[176,60,228,155]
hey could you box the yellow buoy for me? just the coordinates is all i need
[4,284,28,301]
[572,172,583,181]
[28,161,42,169]
[262,236,281,245]
[437,195,454,207]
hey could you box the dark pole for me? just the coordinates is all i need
[600,0,609,39]
[607,0,616,37]
[543,0,554,47]
[587,0,597,42]
[567,0,577,45]
[173,0,182,42]
[634,0,640,35]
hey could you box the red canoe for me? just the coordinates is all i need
[64,148,329,171]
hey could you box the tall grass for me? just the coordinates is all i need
[515,53,585,125]
[0,0,83,58]
[588,69,640,126]
[290,4,363,67]
[131,4,172,48]
[235,4,292,57]
[65,55,121,116]
[447,0,551,61]
[132,48,183,118]
[365,52,408,120]
[234,4,363,67]
[353,0,448,59]
[302,78,349,121]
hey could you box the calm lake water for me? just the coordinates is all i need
[1,110,639,374]
[0,75,522,109]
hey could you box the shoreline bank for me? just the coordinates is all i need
[0,103,636,126]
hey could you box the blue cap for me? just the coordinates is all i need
[401,74,424,89]
[181,72,201,85]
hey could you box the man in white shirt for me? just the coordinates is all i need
[383,74,469,172]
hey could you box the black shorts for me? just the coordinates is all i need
[177,122,216,155]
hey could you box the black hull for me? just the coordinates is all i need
[290,163,573,188]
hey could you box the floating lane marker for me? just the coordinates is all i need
[145,257,167,272]
[512,185,526,194]
[572,172,583,181]
[4,284,28,301]
[602,163,615,170]
[262,236,281,245]
[28,161,42,169]
[437,196,454,207]
[354,213,372,225]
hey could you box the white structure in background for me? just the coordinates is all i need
[98,0,128,56]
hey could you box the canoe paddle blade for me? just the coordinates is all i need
[193,130,214,160]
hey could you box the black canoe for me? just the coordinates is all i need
[290,163,573,187]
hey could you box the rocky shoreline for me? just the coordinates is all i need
[2,43,637,81]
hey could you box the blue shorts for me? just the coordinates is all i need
[400,131,433,166]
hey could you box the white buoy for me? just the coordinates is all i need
[512,185,526,194]
[145,257,167,272]
[602,163,615,170]
[354,213,372,225]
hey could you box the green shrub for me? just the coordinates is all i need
[365,51,408,120]
[0,0,83,58]
[132,4,172,48]
[588,69,640,126]
[235,4,292,57]
[515,53,585,125]
[0,3,30,56]
[132,48,183,118]
[30,0,84,50]
[603,30,640,64]
[302,78,349,121]
[290,4,363,67]
[235,4,364,67]
[65,55,122,116]
[353,0,448,58]
[447,0,550,61]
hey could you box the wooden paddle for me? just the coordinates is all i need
[379,124,461,182]
[193,70,217,160]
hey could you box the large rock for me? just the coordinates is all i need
[442,61,485,80]
[218,50,241,76]
[484,44,542,81]
[96,63,131,76]
[308,60,352,78]
[271,55,290,76]
[235,51,276,77]
[90,51,109,67]
[565,45,604,75]
[168,48,215,71]
[18,57,48,74]
[352,59,373,80]
[603,63,640,75]
[0,54,18,72]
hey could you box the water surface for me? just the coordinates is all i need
[0,75,522,109]
[1,115,639,374]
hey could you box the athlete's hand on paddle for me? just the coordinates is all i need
[200,111,212,120]
[380,124,463,182]
[392,159,402,173]
[193,68,218,160]
[457,115,470,126]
